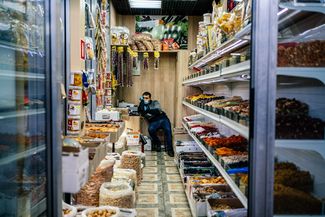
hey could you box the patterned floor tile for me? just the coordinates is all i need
[144,151,157,156]
[137,194,159,204]
[146,161,158,167]
[142,174,159,182]
[143,167,158,174]
[164,161,176,167]
[166,167,179,174]
[164,155,175,161]
[136,208,159,217]
[167,183,184,192]
[146,155,158,160]
[138,183,158,192]
[166,174,182,182]
[169,193,188,204]
[171,208,192,217]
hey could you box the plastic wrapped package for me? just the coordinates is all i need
[105,152,121,161]
[121,151,142,185]
[113,168,137,187]
[62,201,77,217]
[99,182,135,208]
[151,39,162,51]
[132,33,152,41]
[81,206,120,217]
[75,159,115,206]
[107,142,125,155]
[135,41,146,51]
[142,40,154,51]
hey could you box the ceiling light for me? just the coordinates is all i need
[129,0,161,9]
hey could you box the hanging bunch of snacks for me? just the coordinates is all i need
[126,48,133,87]
[99,181,135,208]
[95,5,107,108]
[143,52,149,70]
[154,51,160,70]
[117,46,124,86]
[121,151,142,185]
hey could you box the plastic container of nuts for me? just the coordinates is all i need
[81,206,120,217]
[99,182,135,208]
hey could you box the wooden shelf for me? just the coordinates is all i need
[182,122,248,208]
[182,101,249,139]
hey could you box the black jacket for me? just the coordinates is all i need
[138,100,166,122]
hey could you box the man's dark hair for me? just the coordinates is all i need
[142,91,151,98]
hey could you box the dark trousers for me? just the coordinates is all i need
[148,116,173,152]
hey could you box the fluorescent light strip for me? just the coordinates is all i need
[129,0,161,9]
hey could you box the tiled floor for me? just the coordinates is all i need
[136,151,192,217]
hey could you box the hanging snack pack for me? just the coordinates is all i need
[121,151,142,185]
[85,37,95,60]
[99,181,135,208]
[143,52,149,70]
[154,51,160,70]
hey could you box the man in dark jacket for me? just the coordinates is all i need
[138,92,174,157]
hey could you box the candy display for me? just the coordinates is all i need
[203,135,247,149]
[276,98,325,139]
[189,176,226,185]
[278,41,325,67]
[215,147,247,157]
[274,184,322,215]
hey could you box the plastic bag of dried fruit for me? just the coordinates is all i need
[99,181,135,208]
[62,201,77,217]
[75,159,115,206]
[81,206,120,217]
[121,151,142,185]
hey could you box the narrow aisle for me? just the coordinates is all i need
[136,152,192,217]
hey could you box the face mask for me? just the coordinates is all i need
[144,100,150,104]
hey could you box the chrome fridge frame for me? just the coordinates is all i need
[45,0,65,216]
[249,0,277,216]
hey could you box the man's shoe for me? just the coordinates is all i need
[167,150,174,157]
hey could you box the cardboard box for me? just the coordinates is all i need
[190,185,232,217]
[207,198,245,217]
[127,132,140,146]
[62,148,89,193]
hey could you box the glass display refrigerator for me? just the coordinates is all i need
[274,1,325,216]
[0,0,64,216]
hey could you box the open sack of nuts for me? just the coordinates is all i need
[75,159,115,206]
[99,181,135,209]
[112,168,137,191]
[120,151,142,185]
[81,206,120,217]
[62,201,77,217]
